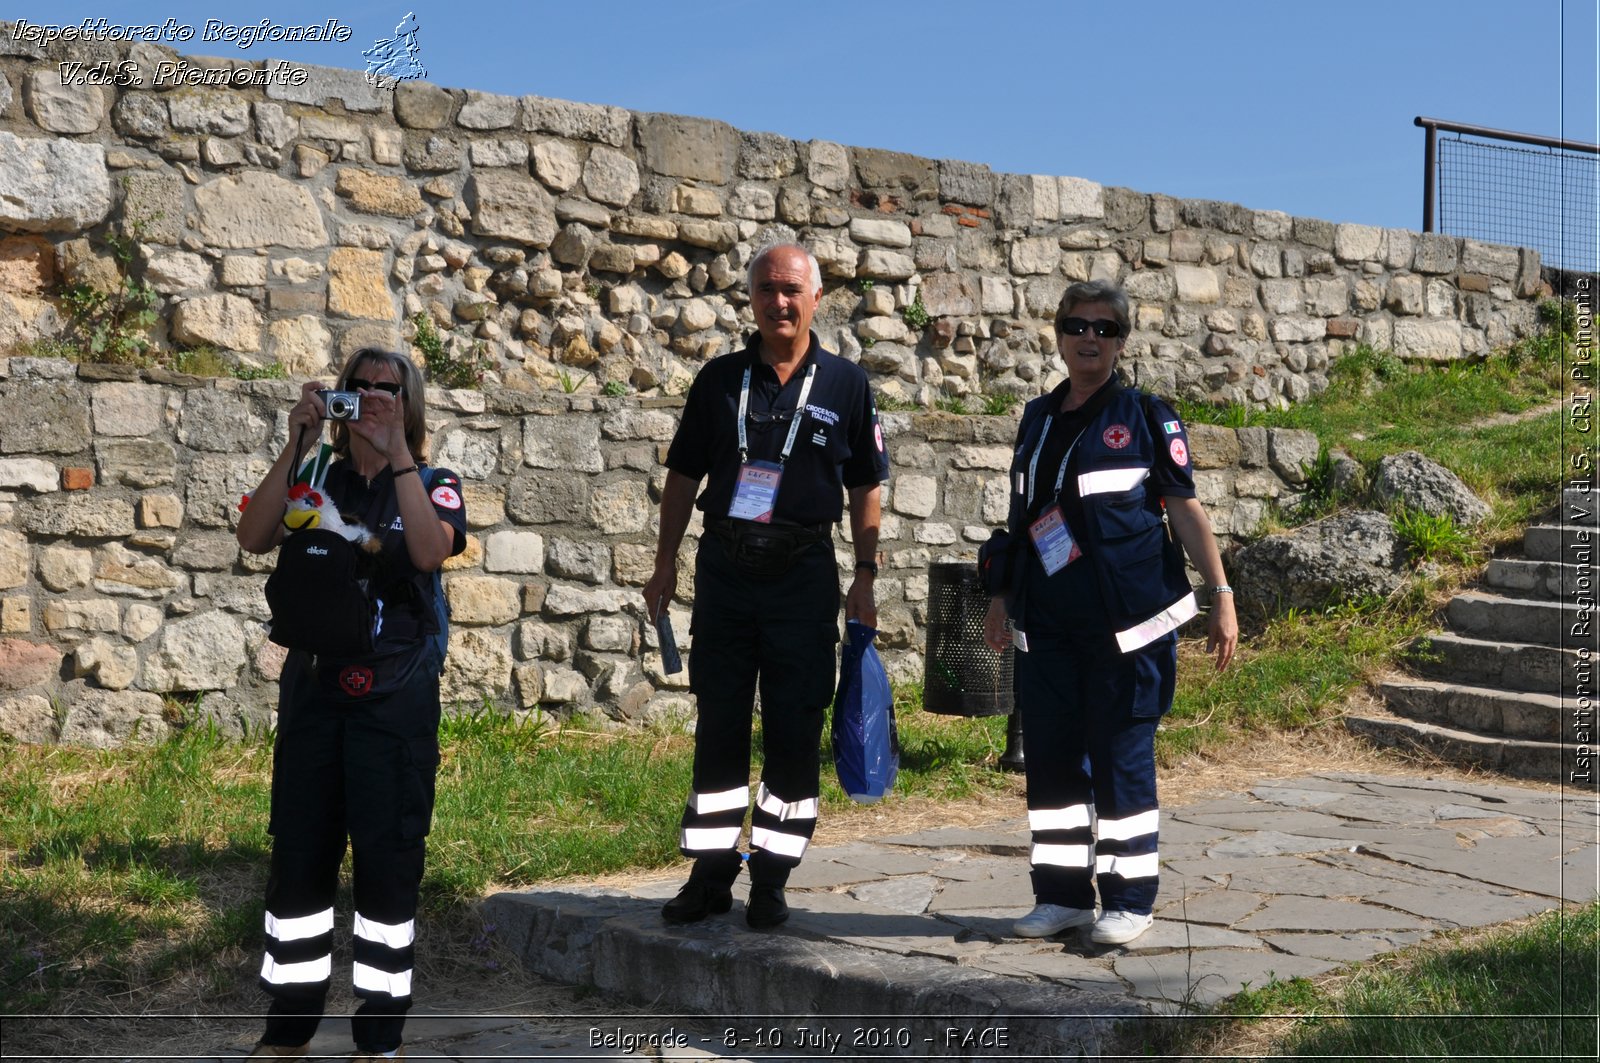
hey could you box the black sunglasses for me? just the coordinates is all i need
[1057,317,1123,339]
[348,377,404,395]
[747,410,795,426]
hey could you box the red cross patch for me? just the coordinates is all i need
[1103,424,1132,449]
[430,484,462,510]
[338,665,376,697]
[1169,438,1190,466]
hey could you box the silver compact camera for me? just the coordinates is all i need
[318,389,361,421]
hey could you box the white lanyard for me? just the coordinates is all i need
[737,362,817,465]
[1025,414,1084,509]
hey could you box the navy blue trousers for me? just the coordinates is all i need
[1015,632,1175,914]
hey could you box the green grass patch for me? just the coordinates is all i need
[1176,332,1569,531]
[1159,596,1432,761]
[1392,507,1477,565]
[1,685,1013,1015]
[1157,902,1599,1061]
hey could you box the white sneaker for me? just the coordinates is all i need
[1090,909,1154,944]
[1012,903,1096,938]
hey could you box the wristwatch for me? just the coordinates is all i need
[854,560,878,577]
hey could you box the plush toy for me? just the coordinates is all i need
[282,482,382,552]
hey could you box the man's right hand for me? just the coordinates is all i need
[643,561,677,622]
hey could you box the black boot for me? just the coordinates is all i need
[745,883,789,928]
[661,854,739,924]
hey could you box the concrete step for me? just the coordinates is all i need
[1525,524,1599,563]
[1485,558,1599,602]
[1379,679,1563,740]
[1345,714,1564,782]
[1446,592,1592,649]
[483,887,1142,1059]
[1405,632,1577,695]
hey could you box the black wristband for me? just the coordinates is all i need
[854,560,878,577]
[391,464,419,478]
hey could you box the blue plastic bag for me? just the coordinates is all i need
[831,620,898,804]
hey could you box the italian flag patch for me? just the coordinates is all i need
[1162,420,1181,435]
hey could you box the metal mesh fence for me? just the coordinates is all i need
[1438,134,1599,273]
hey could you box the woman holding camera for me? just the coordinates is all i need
[983,281,1236,947]
[237,348,467,1061]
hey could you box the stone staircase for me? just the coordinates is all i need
[1347,488,1597,780]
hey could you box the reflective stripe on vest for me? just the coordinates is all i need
[1078,466,1149,496]
[1115,591,1198,653]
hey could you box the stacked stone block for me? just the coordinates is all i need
[0,360,1317,744]
[0,27,1546,417]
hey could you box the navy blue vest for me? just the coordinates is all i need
[1005,386,1196,653]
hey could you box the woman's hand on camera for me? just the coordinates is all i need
[288,382,327,448]
[346,385,409,464]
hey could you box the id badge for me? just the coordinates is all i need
[729,460,783,523]
[1028,503,1081,575]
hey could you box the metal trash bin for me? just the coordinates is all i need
[923,561,1013,717]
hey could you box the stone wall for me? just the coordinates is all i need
[0,360,1317,744]
[0,27,1547,412]
[0,29,1540,743]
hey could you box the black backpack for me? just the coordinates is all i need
[265,527,385,659]
[264,468,452,669]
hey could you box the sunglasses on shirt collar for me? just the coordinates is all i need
[1057,317,1124,339]
[347,378,404,395]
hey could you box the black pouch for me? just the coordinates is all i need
[713,520,825,579]
[313,643,433,700]
[978,528,1022,598]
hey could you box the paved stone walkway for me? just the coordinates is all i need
[171,770,1594,1061]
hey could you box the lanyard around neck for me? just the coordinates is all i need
[737,361,817,465]
[1025,414,1087,509]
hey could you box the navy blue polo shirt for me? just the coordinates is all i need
[665,332,890,526]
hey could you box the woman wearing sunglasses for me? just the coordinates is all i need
[236,348,467,1061]
[982,280,1236,946]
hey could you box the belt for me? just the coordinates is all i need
[704,516,831,542]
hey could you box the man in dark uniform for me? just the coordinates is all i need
[643,243,890,929]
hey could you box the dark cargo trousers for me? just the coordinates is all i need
[680,533,840,888]
[1015,632,1175,915]
[258,653,441,1054]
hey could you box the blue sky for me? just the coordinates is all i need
[11,1,1598,232]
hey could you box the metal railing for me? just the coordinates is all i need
[1416,116,1599,273]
